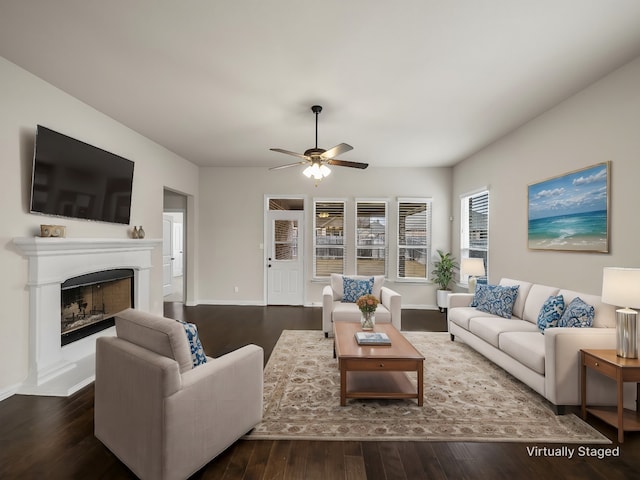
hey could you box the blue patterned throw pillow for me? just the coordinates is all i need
[178,320,207,367]
[472,284,519,319]
[537,295,565,333]
[558,297,594,328]
[342,276,374,303]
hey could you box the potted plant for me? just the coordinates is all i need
[431,250,459,311]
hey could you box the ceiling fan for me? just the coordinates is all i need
[269,105,368,181]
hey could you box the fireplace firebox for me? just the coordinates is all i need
[61,269,134,346]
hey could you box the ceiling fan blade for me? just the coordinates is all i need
[269,161,308,171]
[321,143,353,160]
[327,158,369,169]
[270,148,309,160]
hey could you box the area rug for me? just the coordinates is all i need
[245,330,609,443]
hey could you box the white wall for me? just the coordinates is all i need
[197,165,452,307]
[0,57,199,396]
[452,55,640,294]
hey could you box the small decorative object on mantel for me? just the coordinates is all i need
[131,226,139,239]
[137,226,145,239]
[357,294,379,331]
[40,224,66,238]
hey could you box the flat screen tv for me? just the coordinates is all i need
[30,125,135,225]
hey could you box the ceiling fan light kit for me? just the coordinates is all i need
[269,105,368,184]
[303,162,331,180]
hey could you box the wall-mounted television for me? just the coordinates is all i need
[30,125,135,225]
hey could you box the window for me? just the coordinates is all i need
[356,201,387,276]
[397,199,431,280]
[460,190,489,283]
[313,201,345,277]
[273,219,298,260]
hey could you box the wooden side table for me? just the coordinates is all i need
[581,349,640,443]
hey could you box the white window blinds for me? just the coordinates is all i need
[313,201,345,277]
[397,199,431,279]
[461,190,489,281]
[356,201,387,276]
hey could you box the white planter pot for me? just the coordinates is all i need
[436,289,450,309]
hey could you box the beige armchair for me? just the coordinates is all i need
[322,274,401,336]
[94,309,263,480]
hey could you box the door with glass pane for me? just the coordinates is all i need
[267,210,304,305]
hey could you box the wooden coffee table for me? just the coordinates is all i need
[333,322,424,406]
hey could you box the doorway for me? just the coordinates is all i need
[266,197,304,305]
[163,190,187,303]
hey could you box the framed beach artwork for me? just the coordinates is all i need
[527,162,610,252]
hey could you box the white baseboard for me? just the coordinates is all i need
[196,299,266,306]
[0,382,20,402]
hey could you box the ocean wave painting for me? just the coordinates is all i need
[528,162,609,252]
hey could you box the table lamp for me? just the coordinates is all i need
[461,258,486,293]
[601,267,640,358]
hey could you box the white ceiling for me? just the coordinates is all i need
[2,1,640,169]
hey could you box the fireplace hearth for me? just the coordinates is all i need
[61,269,134,346]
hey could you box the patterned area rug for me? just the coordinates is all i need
[246,330,609,443]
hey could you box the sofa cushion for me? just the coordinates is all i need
[115,308,193,373]
[448,306,483,330]
[499,279,532,319]
[522,284,561,324]
[558,289,616,328]
[330,274,385,301]
[468,317,539,348]
[178,321,208,367]
[558,297,594,328]
[331,301,391,323]
[499,332,545,375]
[342,276,374,302]
[536,295,565,333]
[472,284,520,319]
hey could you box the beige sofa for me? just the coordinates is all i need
[95,309,263,480]
[322,274,401,337]
[448,278,635,413]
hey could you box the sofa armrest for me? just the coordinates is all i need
[448,293,474,309]
[322,285,335,334]
[544,327,616,406]
[380,286,401,331]
[164,344,264,476]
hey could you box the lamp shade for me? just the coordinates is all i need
[461,258,485,277]
[601,267,640,308]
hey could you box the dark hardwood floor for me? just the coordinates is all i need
[0,305,638,479]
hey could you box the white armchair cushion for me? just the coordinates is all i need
[331,302,392,323]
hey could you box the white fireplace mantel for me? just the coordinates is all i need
[14,237,161,396]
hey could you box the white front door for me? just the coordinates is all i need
[267,210,304,305]
[162,214,174,296]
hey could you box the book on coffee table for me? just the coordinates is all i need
[354,331,391,346]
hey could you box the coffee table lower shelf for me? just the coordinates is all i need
[344,371,419,403]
